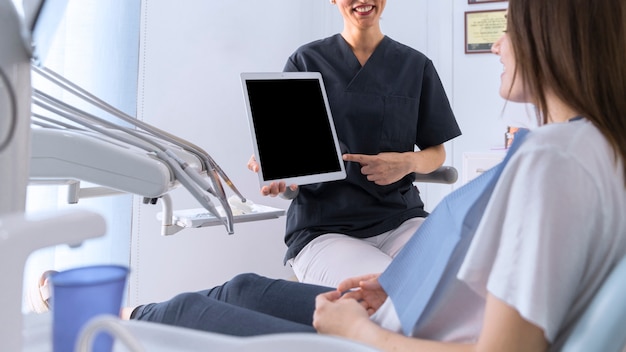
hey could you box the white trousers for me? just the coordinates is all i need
[288,217,425,287]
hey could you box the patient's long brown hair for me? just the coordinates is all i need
[507,0,626,186]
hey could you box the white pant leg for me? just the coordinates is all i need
[290,217,426,287]
[377,217,425,258]
[290,233,392,287]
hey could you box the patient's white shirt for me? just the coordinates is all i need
[460,118,626,348]
[373,119,626,348]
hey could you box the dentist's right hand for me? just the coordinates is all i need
[247,155,298,197]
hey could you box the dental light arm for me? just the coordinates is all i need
[30,71,239,233]
[32,65,245,203]
[30,65,253,234]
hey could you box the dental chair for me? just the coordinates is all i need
[73,252,626,352]
[560,254,626,352]
[72,316,382,352]
[65,253,626,351]
[13,219,624,352]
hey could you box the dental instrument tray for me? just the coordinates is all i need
[157,199,285,229]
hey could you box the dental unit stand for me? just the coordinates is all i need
[0,1,103,350]
[0,0,32,215]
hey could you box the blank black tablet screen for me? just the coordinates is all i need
[245,78,342,181]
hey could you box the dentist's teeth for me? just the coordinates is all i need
[355,5,373,12]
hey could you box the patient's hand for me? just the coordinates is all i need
[313,290,374,338]
[246,155,298,197]
[337,273,387,315]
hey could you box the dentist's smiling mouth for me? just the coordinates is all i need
[354,5,374,14]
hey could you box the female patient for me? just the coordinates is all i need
[125,0,626,350]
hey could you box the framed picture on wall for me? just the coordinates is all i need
[468,0,507,4]
[464,9,507,54]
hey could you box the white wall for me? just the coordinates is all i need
[451,1,535,171]
[130,0,532,305]
[23,0,139,307]
[130,0,333,305]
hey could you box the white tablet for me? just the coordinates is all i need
[240,72,346,187]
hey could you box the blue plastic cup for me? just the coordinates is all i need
[50,265,129,352]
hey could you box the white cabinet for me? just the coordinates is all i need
[462,151,506,184]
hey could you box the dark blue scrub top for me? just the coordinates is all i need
[282,34,462,262]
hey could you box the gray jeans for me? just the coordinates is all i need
[131,273,333,336]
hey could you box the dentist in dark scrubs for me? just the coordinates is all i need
[248,0,461,287]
